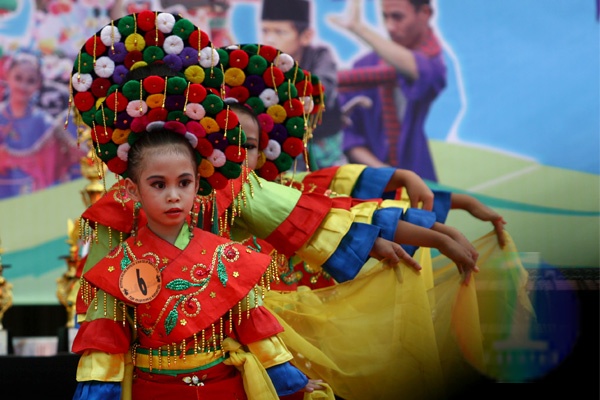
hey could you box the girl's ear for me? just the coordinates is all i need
[124,178,140,202]
[194,173,200,193]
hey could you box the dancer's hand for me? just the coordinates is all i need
[369,237,422,271]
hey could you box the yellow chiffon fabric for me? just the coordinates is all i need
[264,230,535,400]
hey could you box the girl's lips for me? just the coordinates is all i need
[165,208,182,215]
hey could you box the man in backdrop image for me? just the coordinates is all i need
[330,0,446,182]
[260,0,347,170]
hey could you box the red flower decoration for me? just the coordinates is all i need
[137,10,156,31]
[147,108,168,122]
[295,80,313,97]
[91,77,111,98]
[196,138,214,157]
[225,146,246,163]
[143,76,166,94]
[282,98,304,117]
[186,83,207,103]
[144,30,165,47]
[215,109,239,130]
[258,160,280,181]
[258,45,278,62]
[186,120,206,138]
[228,86,250,103]
[262,66,284,88]
[92,126,113,144]
[259,131,270,150]
[282,137,304,158]
[130,115,149,133]
[207,171,228,190]
[106,157,127,175]
[124,50,143,69]
[229,49,249,69]
[85,36,107,58]
[74,91,95,112]
[194,267,209,279]
[105,91,129,112]
[188,29,211,50]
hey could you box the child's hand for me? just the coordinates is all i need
[456,194,507,248]
[436,234,479,285]
[369,237,422,271]
[303,379,325,393]
[386,169,434,210]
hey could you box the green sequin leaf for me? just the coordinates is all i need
[217,247,228,287]
[120,243,131,270]
[166,278,193,291]
[165,308,178,335]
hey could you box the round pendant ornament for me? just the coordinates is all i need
[119,259,161,303]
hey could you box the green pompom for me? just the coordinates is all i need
[143,46,165,64]
[285,67,304,83]
[246,97,265,114]
[167,76,188,95]
[167,110,188,123]
[202,94,224,115]
[285,117,305,138]
[121,80,144,100]
[98,141,118,162]
[277,81,298,100]
[198,179,213,196]
[173,18,194,40]
[273,153,293,172]
[117,15,136,37]
[247,54,267,75]
[219,161,242,179]
[74,52,94,74]
[225,128,246,145]
[203,67,224,88]
[217,48,229,66]
[241,44,259,54]
[127,131,143,146]
[81,109,95,127]
[95,108,115,127]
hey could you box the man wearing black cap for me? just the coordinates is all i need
[260,0,346,171]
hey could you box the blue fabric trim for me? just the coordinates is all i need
[431,189,452,223]
[402,208,437,230]
[372,208,403,241]
[72,381,121,400]
[266,362,308,396]
[352,167,395,199]
[400,208,438,256]
[323,222,380,283]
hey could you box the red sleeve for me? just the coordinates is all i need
[300,166,340,190]
[72,318,132,354]
[265,192,333,258]
[227,305,284,345]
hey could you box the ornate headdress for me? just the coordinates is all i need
[218,43,325,181]
[69,11,247,195]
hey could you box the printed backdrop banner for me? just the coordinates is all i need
[0,0,597,304]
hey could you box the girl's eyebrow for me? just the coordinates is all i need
[145,172,194,181]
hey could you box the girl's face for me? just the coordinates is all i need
[125,147,199,244]
[239,111,260,170]
[6,61,41,105]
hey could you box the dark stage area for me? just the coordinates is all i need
[0,268,597,400]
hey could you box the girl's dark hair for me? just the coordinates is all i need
[125,63,179,82]
[126,128,198,182]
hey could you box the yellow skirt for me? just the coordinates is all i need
[264,230,535,400]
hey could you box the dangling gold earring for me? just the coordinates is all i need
[189,196,200,239]
[131,201,141,238]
